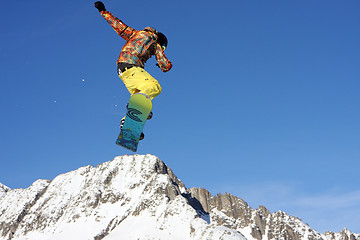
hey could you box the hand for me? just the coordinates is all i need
[94,1,106,12]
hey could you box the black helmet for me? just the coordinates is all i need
[157,32,168,51]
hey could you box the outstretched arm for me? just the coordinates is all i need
[94,1,135,41]
[155,43,172,72]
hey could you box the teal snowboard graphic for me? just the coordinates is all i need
[116,93,152,152]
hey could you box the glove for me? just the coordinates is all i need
[94,1,106,12]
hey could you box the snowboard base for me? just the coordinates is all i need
[116,93,152,152]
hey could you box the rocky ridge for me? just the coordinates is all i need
[189,188,359,240]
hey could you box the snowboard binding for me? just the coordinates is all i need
[147,111,153,120]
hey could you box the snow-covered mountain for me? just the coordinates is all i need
[0,154,358,240]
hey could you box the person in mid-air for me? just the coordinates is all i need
[94,1,172,138]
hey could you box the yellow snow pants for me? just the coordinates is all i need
[119,67,162,100]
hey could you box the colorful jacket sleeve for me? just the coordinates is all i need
[155,43,172,72]
[99,11,135,41]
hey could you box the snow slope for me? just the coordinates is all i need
[0,155,245,240]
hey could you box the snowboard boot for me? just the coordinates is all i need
[120,117,145,140]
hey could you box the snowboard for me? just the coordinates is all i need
[116,93,152,152]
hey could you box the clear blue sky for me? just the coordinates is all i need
[1,0,359,234]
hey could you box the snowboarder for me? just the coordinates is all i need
[94,1,172,139]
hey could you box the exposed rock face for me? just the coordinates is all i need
[189,187,360,240]
[0,184,10,198]
[0,155,359,240]
[323,229,360,240]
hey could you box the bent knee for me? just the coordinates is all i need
[156,83,162,95]
[149,85,162,99]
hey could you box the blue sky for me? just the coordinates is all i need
[1,0,359,234]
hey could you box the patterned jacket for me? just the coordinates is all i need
[100,11,172,72]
